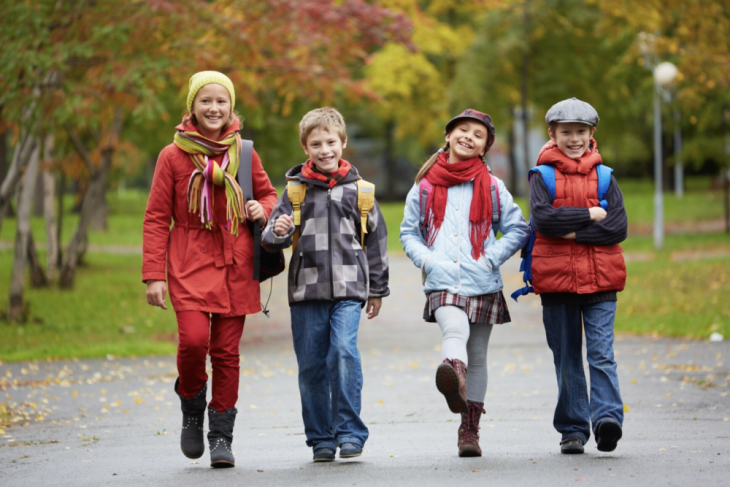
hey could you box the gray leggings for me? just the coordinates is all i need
[434,305,493,403]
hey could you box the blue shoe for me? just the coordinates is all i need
[339,442,362,458]
[313,447,335,462]
[595,418,622,452]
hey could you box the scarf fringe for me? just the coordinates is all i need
[176,130,245,235]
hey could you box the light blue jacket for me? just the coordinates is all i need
[400,176,529,296]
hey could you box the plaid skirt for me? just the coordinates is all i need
[423,290,511,324]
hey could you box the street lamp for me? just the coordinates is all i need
[652,61,678,250]
[638,32,678,250]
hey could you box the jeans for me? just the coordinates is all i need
[176,311,245,412]
[290,300,368,450]
[543,301,623,444]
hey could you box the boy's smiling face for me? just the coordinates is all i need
[549,122,596,159]
[302,127,347,173]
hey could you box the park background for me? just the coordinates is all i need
[0,0,729,369]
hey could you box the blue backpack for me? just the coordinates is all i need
[510,164,613,302]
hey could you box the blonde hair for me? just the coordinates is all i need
[299,107,347,146]
[415,141,489,183]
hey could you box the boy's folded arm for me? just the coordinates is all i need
[261,191,294,251]
[365,199,390,298]
[575,176,628,245]
[400,184,432,268]
[529,173,592,238]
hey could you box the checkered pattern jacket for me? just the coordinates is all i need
[262,164,390,305]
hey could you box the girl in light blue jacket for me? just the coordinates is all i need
[400,109,529,457]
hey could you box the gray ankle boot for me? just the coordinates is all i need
[174,378,207,459]
[208,407,237,468]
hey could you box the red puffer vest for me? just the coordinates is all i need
[531,140,626,295]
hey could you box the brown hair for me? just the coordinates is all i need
[299,107,347,146]
[182,111,241,130]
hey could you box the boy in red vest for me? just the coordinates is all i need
[529,98,628,454]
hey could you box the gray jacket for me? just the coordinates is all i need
[262,164,390,305]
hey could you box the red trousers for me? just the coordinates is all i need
[176,311,245,412]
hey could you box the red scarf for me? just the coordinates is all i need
[301,159,352,188]
[424,152,493,259]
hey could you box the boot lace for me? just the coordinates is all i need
[461,403,485,443]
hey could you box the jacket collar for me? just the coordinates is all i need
[536,139,602,174]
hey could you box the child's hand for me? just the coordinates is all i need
[146,280,168,310]
[366,297,382,319]
[273,215,294,236]
[561,232,576,240]
[589,206,607,222]
[245,200,267,226]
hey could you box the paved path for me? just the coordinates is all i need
[1,256,728,486]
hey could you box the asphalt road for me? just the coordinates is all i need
[1,256,728,486]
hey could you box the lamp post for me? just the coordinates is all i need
[652,61,678,250]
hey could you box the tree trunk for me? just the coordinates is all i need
[90,189,108,231]
[384,119,396,201]
[57,170,65,268]
[0,121,8,216]
[43,134,58,280]
[518,0,531,199]
[33,165,44,217]
[8,143,41,321]
[0,133,39,233]
[60,109,122,288]
[27,232,48,288]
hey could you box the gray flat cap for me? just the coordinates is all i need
[545,97,599,127]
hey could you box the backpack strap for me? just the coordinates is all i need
[489,174,501,225]
[529,165,556,200]
[356,179,375,249]
[418,178,434,240]
[287,180,307,250]
[236,139,262,280]
[595,164,613,210]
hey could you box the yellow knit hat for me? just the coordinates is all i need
[186,71,235,113]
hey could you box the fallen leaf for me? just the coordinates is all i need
[575,478,587,482]
[134,397,144,405]
[623,404,630,413]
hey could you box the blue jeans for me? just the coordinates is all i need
[290,300,368,451]
[543,301,623,444]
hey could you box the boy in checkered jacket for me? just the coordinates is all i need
[262,107,389,462]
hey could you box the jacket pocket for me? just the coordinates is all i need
[531,243,573,293]
[593,244,626,290]
[294,251,304,288]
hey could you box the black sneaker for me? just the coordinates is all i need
[339,442,363,458]
[560,437,584,454]
[595,418,622,452]
[313,447,336,462]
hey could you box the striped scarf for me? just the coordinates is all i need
[300,159,352,188]
[173,121,246,235]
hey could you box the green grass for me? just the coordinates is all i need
[0,252,177,362]
[618,257,730,339]
[0,177,728,362]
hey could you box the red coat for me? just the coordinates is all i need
[531,141,626,295]
[142,125,278,317]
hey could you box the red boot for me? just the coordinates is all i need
[435,358,468,413]
[458,401,485,457]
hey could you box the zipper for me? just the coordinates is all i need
[294,251,303,288]
[327,189,334,299]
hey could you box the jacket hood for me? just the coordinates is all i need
[536,138,602,174]
[285,160,361,186]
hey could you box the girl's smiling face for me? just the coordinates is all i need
[192,83,231,139]
[446,120,488,163]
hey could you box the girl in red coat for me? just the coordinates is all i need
[142,71,277,468]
